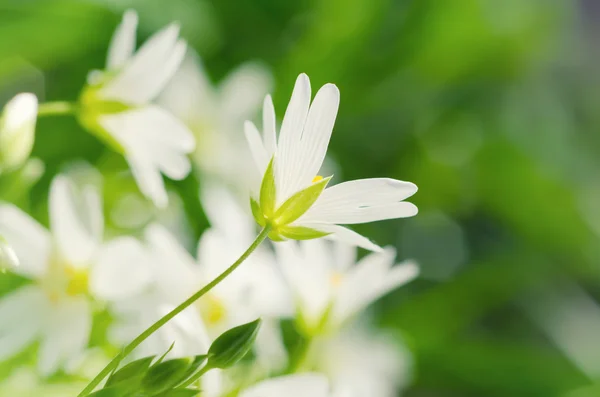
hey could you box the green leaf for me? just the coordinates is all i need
[259,158,276,219]
[155,389,200,397]
[207,318,262,369]
[250,197,265,226]
[154,342,176,366]
[86,387,127,397]
[279,225,331,240]
[273,177,331,226]
[142,358,193,394]
[106,355,155,387]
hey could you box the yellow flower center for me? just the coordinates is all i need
[200,294,227,326]
[64,266,89,297]
[330,272,343,287]
[41,253,90,301]
[312,175,324,183]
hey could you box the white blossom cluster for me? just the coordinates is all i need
[0,10,418,397]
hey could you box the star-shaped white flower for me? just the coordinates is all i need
[275,238,418,334]
[79,10,194,208]
[158,51,271,190]
[138,185,291,369]
[0,175,151,374]
[245,73,418,251]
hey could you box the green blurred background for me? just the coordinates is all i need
[1,0,600,396]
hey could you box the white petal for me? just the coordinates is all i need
[291,83,339,195]
[90,237,153,301]
[38,297,91,375]
[333,249,418,323]
[99,106,195,207]
[127,155,169,208]
[244,120,269,175]
[49,175,100,267]
[275,240,331,328]
[295,223,383,252]
[0,204,50,278]
[106,10,138,70]
[156,50,218,123]
[275,74,311,204]
[200,182,255,240]
[299,178,418,224]
[218,62,272,123]
[262,94,277,156]
[0,286,45,360]
[240,374,330,397]
[144,224,200,301]
[2,92,38,135]
[99,24,184,104]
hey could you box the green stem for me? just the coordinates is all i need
[78,225,272,396]
[286,335,313,374]
[178,364,212,389]
[37,101,76,116]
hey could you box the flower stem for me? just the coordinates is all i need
[286,335,313,373]
[37,101,76,116]
[77,225,272,397]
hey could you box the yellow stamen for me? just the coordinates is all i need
[202,294,227,325]
[330,272,343,287]
[312,175,323,183]
[65,267,89,296]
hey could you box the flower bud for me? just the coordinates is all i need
[0,93,38,173]
[0,236,19,271]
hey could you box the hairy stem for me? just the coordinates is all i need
[78,225,272,396]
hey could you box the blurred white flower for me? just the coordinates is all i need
[275,239,418,334]
[0,93,38,173]
[0,175,151,374]
[138,184,291,368]
[238,373,330,397]
[79,10,194,208]
[158,51,271,190]
[245,73,418,251]
[315,325,412,397]
[0,235,19,271]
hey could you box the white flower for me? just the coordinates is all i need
[238,374,330,397]
[0,175,151,374]
[245,73,418,251]
[275,238,418,334]
[139,184,291,367]
[0,93,38,173]
[315,324,412,397]
[79,10,194,208]
[158,51,271,190]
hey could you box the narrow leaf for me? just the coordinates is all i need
[155,389,200,397]
[177,355,207,386]
[273,177,331,226]
[106,355,155,387]
[142,358,193,393]
[207,319,262,369]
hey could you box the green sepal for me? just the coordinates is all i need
[141,358,193,393]
[268,230,287,241]
[207,318,262,369]
[272,176,331,226]
[250,197,265,227]
[278,225,331,240]
[259,158,276,220]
